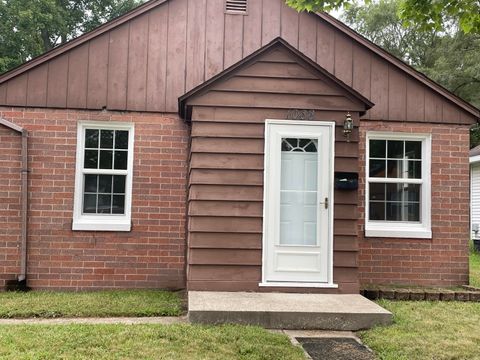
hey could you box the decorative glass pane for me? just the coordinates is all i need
[115,131,129,150]
[85,129,99,148]
[100,130,114,149]
[369,160,386,177]
[369,140,386,158]
[281,138,317,153]
[83,194,97,213]
[99,150,113,169]
[405,141,421,159]
[84,150,98,169]
[98,194,112,214]
[387,140,403,158]
[280,150,318,246]
[280,191,317,246]
[113,175,126,194]
[114,151,128,170]
[98,175,112,193]
[369,202,385,220]
[84,175,98,193]
[112,195,125,214]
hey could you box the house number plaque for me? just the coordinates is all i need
[286,109,315,121]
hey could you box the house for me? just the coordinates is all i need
[1,0,479,293]
[470,145,480,240]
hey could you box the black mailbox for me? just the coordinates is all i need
[334,172,358,190]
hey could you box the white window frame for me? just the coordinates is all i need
[72,121,135,232]
[365,132,432,239]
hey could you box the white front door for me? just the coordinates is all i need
[262,120,334,286]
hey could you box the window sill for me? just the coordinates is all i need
[72,218,131,232]
[365,226,431,239]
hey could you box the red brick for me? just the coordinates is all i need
[0,107,188,290]
[359,121,470,287]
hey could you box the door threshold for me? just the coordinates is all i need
[259,282,339,289]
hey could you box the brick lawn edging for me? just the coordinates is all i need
[361,287,480,302]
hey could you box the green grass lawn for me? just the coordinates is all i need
[470,250,480,287]
[0,290,183,318]
[0,324,304,360]
[359,300,480,360]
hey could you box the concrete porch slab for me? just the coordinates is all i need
[188,291,392,330]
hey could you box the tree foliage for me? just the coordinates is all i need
[286,0,480,34]
[0,0,145,74]
[342,0,480,147]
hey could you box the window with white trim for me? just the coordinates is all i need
[72,121,134,231]
[365,132,431,239]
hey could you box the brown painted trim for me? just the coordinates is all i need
[0,0,167,84]
[178,37,374,120]
[315,12,480,120]
[19,130,28,283]
[0,117,24,132]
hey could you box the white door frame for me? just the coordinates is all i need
[260,119,337,288]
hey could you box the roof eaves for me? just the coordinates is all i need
[0,0,167,84]
[470,154,480,164]
[315,12,480,120]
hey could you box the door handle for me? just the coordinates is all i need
[320,197,329,209]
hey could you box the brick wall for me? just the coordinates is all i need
[0,125,22,287]
[0,107,189,290]
[358,120,471,287]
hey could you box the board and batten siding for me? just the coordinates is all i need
[471,163,480,238]
[0,0,476,124]
[185,45,368,293]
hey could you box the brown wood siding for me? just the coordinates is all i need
[0,0,475,123]
[185,46,360,292]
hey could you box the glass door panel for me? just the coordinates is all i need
[279,138,318,246]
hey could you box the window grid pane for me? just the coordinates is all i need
[368,138,423,223]
[84,128,129,170]
[369,139,422,180]
[368,182,421,222]
[82,174,127,215]
[82,127,129,216]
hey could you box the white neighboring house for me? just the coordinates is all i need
[470,145,480,239]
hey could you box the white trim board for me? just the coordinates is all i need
[72,121,135,232]
[365,131,432,239]
[261,119,336,288]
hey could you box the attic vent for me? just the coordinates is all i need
[225,0,248,14]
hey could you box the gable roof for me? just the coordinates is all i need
[179,37,374,120]
[0,0,477,121]
[315,12,480,121]
[471,145,480,157]
[0,0,166,84]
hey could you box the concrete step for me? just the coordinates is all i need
[188,291,392,330]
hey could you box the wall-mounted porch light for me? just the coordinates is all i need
[343,112,353,142]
